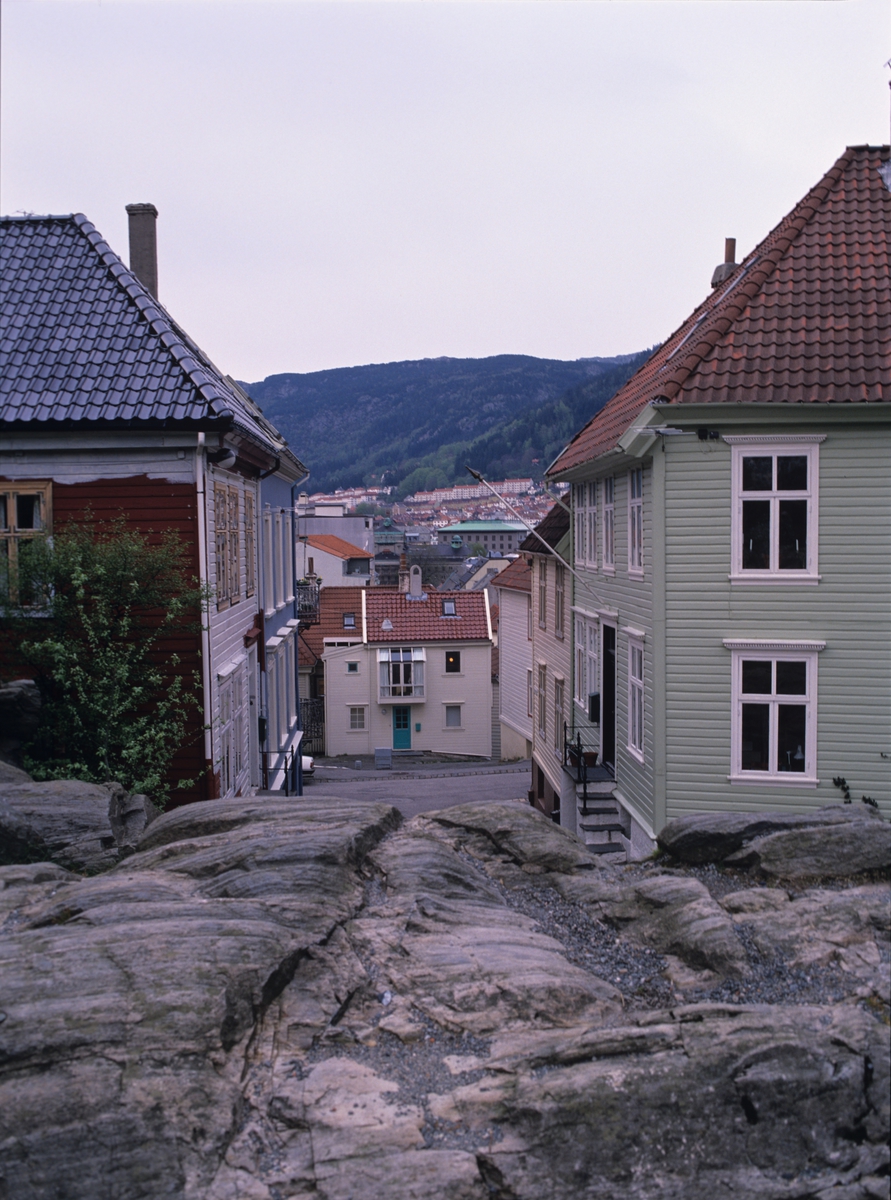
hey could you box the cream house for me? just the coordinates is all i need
[323,568,494,757]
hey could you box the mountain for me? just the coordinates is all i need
[244,351,653,496]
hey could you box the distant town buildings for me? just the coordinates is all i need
[405,479,534,505]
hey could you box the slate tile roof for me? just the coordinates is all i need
[520,502,570,555]
[549,145,891,476]
[0,213,304,469]
[305,534,370,560]
[365,589,490,644]
[494,555,532,593]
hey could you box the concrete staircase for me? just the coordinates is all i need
[576,775,627,862]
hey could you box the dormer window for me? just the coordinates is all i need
[441,599,457,616]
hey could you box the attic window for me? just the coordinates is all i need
[441,599,457,617]
[343,612,356,629]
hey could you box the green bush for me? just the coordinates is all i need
[5,517,207,808]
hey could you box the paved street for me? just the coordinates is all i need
[299,761,532,820]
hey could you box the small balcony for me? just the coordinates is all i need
[295,580,321,625]
[379,684,425,703]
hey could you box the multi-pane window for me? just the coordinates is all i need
[215,486,241,608]
[553,678,564,753]
[537,665,547,736]
[244,492,255,598]
[538,559,547,629]
[527,669,534,718]
[0,482,51,604]
[575,616,598,710]
[526,594,533,641]
[628,639,644,760]
[573,482,598,568]
[729,647,818,781]
[554,564,565,638]
[263,510,274,613]
[730,441,820,581]
[349,706,366,730]
[274,512,284,609]
[603,477,615,570]
[219,679,233,795]
[628,468,643,575]
[283,510,294,603]
[378,647,426,699]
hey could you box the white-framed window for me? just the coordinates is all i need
[346,661,359,674]
[349,706,366,730]
[537,664,547,737]
[284,511,294,603]
[244,491,256,598]
[603,477,615,571]
[378,646,426,699]
[277,648,287,746]
[263,510,274,614]
[725,640,822,784]
[554,563,565,639]
[628,467,643,576]
[527,668,534,718]
[538,559,547,629]
[219,678,234,796]
[573,482,597,568]
[445,704,462,729]
[575,615,598,711]
[274,512,284,609]
[627,637,644,761]
[728,438,822,583]
[553,678,564,754]
[526,593,533,641]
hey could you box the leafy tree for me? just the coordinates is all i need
[4,517,206,808]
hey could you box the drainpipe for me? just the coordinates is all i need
[196,432,214,793]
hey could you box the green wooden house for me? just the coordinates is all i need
[547,145,890,855]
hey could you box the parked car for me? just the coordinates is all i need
[301,756,315,777]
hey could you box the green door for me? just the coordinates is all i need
[393,706,411,749]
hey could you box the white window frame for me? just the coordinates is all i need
[553,677,565,755]
[263,510,274,615]
[538,559,547,629]
[727,437,823,585]
[527,668,534,718]
[574,614,599,713]
[349,705,366,731]
[628,467,643,577]
[725,639,823,786]
[603,477,615,573]
[627,635,644,763]
[573,482,598,569]
[526,593,533,641]
[554,563,565,639]
[377,646,426,700]
[444,703,462,729]
[537,664,547,737]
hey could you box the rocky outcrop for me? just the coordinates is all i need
[0,796,888,1200]
[658,804,891,878]
[0,777,159,871]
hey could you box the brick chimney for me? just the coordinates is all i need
[125,203,159,298]
[710,237,737,289]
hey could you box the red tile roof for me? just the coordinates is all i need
[549,145,891,476]
[305,534,370,559]
[520,502,570,554]
[494,555,532,593]
[298,587,363,667]
[365,589,490,643]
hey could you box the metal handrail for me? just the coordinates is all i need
[260,747,301,796]
[563,722,601,814]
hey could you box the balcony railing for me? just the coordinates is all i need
[295,580,320,625]
[379,684,425,700]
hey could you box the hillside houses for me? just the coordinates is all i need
[0,205,310,801]
[538,144,890,853]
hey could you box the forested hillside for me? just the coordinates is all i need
[245,351,652,496]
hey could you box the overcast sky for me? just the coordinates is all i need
[1,0,888,382]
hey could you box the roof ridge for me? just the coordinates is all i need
[659,147,856,401]
[70,214,237,426]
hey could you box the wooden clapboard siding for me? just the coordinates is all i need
[497,585,532,747]
[571,461,657,833]
[663,422,891,820]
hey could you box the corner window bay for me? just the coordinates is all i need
[729,439,822,582]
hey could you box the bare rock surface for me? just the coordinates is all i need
[0,795,888,1200]
[658,804,889,877]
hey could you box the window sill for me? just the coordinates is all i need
[628,569,644,581]
[727,774,819,788]
[602,566,616,577]
[728,574,821,586]
[627,745,645,765]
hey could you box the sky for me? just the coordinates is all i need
[1,0,889,382]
